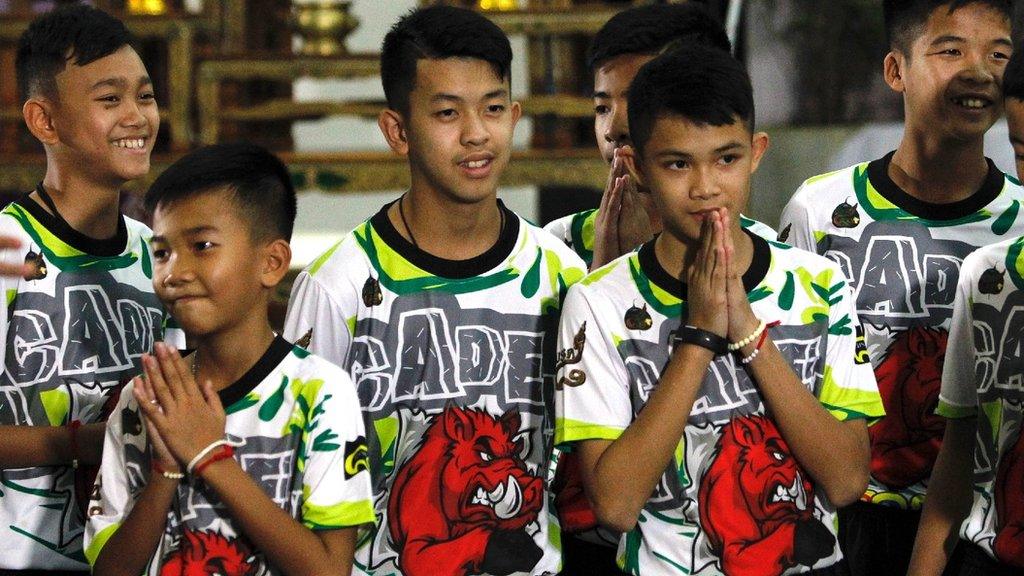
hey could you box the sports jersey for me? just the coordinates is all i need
[779,152,1024,509]
[937,237,1024,568]
[0,196,166,570]
[544,209,777,267]
[84,337,375,575]
[283,200,587,576]
[555,233,884,575]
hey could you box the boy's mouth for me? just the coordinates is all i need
[112,137,147,150]
[951,96,993,111]
[458,154,494,178]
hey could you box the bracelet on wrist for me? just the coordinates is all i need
[728,320,765,352]
[739,320,780,364]
[186,439,231,474]
[67,420,81,470]
[152,460,185,480]
[672,325,729,356]
[192,445,234,477]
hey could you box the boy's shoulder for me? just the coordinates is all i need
[521,212,588,271]
[792,162,867,203]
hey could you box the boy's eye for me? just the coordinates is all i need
[152,248,168,260]
[594,104,609,116]
[436,109,457,119]
[720,154,738,165]
[994,50,1011,60]
[940,48,962,56]
[487,104,506,114]
[194,241,214,251]
[668,160,688,170]
[139,92,156,101]
[98,95,120,104]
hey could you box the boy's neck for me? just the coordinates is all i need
[653,225,754,285]
[39,166,124,239]
[192,319,277,393]
[891,129,989,204]
[388,187,504,261]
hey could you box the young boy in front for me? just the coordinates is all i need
[85,143,375,576]
[778,2,1023,574]
[907,47,1024,576]
[283,6,586,576]
[544,3,775,271]
[0,5,166,570]
[556,45,884,575]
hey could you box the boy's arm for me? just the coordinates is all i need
[909,264,980,575]
[283,270,353,368]
[778,183,819,252]
[0,422,104,468]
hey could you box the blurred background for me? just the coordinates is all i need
[2,0,1023,276]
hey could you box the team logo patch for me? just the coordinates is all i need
[777,223,792,243]
[23,246,46,281]
[296,328,313,349]
[831,198,860,228]
[555,322,587,390]
[362,275,383,307]
[343,435,369,479]
[854,324,870,365]
[624,303,652,331]
[979,266,1005,295]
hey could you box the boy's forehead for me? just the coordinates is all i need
[56,45,147,91]
[594,53,655,95]
[411,57,509,100]
[646,114,751,154]
[910,2,1010,49]
[153,188,240,230]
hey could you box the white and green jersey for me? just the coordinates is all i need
[779,152,1024,509]
[284,200,587,576]
[544,209,777,268]
[0,196,167,570]
[84,337,375,575]
[937,238,1024,569]
[555,234,884,576]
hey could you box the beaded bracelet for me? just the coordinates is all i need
[740,320,781,365]
[192,445,234,477]
[728,320,765,352]
[152,461,185,480]
[186,439,231,475]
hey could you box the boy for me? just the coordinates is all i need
[778,1,1022,574]
[283,6,586,576]
[543,3,775,271]
[85,143,375,576]
[907,46,1024,576]
[0,5,165,570]
[556,45,884,575]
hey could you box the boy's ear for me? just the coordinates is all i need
[260,239,292,288]
[883,51,905,93]
[749,132,770,174]
[378,109,409,155]
[511,100,522,126]
[23,98,59,146]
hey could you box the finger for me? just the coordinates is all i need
[0,263,33,278]
[166,346,200,399]
[0,236,22,250]
[133,378,166,424]
[599,154,621,213]
[154,343,188,401]
[201,379,225,415]
[143,353,175,410]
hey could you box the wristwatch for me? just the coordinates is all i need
[671,325,729,356]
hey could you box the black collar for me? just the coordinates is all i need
[639,228,771,301]
[866,151,1004,221]
[204,336,294,409]
[370,199,520,279]
[17,190,128,257]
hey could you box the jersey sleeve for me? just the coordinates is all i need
[816,271,886,423]
[84,383,143,566]
[283,271,354,369]
[555,283,633,445]
[297,364,375,530]
[779,184,819,253]
[543,215,572,247]
[937,256,979,420]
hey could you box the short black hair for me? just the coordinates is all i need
[144,143,297,243]
[587,3,731,72]
[628,44,754,157]
[1006,42,1024,101]
[380,5,512,114]
[883,0,1012,54]
[16,3,134,101]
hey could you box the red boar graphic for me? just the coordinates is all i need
[159,529,257,576]
[869,327,947,489]
[387,406,545,576]
[994,431,1024,568]
[699,415,834,575]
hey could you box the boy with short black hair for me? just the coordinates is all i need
[283,6,586,576]
[85,143,375,576]
[0,5,165,570]
[907,45,1024,576]
[544,3,774,271]
[778,2,1023,574]
[556,44,883,576]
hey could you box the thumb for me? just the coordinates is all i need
[202,379,224,415]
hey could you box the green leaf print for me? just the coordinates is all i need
[992,200,1020,235]
[521,249,542,298]
[312,428,340,452]
[779,271,796,311]
[259,375,290,421]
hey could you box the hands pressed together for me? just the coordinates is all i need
[132,343,227,478]
[591,146,654,269]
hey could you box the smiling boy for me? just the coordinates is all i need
[0,5,165,570]
[555,44,882,576]
[283,6,585,576]
[778,2,1024,574]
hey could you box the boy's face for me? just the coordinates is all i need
[890,3,1011,143]
[593,53,654,164]
[48,45,159,185]
[395,57,521,204]
[150,189,275,338]
[637,115,768,243]
[1006,97,1024,180]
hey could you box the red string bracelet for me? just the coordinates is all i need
[192,445,235,478]
[67,420,81,469]
[741,320,782,365]
[152,460,185,480]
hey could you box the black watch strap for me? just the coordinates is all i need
[672,325,729,356]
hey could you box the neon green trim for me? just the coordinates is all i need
[818,365,885,423]
[85,522,120,565]
[936,400,977,419]
[307,240,343,277]
[555,418,624,444]
[303,498,376,530]
[804,167,848,186]
[581,260,620,286]
[39,389,69,426]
